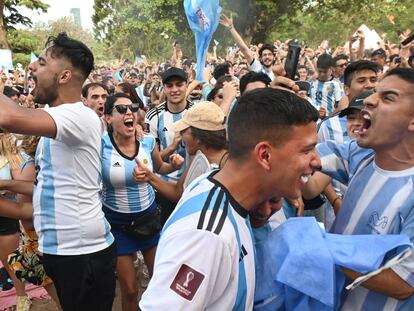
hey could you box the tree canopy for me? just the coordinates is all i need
[92,0,414,61]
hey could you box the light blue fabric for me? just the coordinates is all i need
[184,0,222,82]
[254,217,412,311]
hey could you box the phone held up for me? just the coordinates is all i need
[285,39,301,80]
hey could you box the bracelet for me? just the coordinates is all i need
[332,197,341,206]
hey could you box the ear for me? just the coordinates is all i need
[58,69,72,84]
[408,118,414,132]
[253,142,272,171]
[344,84,350,96]
[104,113,112,125]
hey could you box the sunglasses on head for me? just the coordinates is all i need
[112,103,140,114]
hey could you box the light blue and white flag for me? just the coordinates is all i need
[30,52,38,64]
[184,0,221,82]
[0,49,13,70]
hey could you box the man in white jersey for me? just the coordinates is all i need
[139,88,321,310]
[220,14,276,81]
[145,67,193,224]
[310,53,342,117]
[306,68,414,310]
[0,33,116,311]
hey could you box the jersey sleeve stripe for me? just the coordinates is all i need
[197,186,218,229]
[206,190,225,231]
[214,197,229,235]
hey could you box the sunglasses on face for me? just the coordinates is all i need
[112,103,139,114]
[336,63,348,68]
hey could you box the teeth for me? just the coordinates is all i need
[301,175,309,183]
[363,114,371,120]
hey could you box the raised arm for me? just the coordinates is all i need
[220,14,254,65]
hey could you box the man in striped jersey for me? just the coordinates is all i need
[145,67,193,223]
[139,88,321,310]
[0,33,116,310]
[310,53,342,117]
[309,68,414,310]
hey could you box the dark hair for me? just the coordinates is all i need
[227,88,318,160]
[389,54,400,63]
[207,76,233,101]
[115,82,144,109]
[81,82,108,98]
[344,60,378,86]
[258,43,275,57]
[45,32,94,80]
[239,71,271,95]
[104,93,131,115]
[213,63,231,80]
[316,53,333,69]
[384,67,414,84]
[189,127,227,150]
[409,55,414,68]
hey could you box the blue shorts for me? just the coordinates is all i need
[103,201,160,256]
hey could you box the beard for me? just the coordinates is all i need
[33,77,59,106]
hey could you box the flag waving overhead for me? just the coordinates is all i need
[184,0,221,82]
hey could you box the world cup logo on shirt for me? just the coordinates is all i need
[183,271,194,288]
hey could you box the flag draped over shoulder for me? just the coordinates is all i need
[184,0,221,82]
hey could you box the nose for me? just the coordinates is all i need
[28,61,37,72]
[363,92,377,108]
[310,150,322,171]
[364,80,376,90]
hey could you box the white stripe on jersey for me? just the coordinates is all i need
[33,103,113,255]
[318,140,414,311]
[101,133,156,213]
[140,172,255,310]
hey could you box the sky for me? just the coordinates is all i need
[18,0,95,31]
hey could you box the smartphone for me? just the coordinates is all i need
[401,33,414,46]
[285,39,302,80]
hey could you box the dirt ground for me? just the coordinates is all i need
[30,269,146,311]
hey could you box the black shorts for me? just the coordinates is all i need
[43,242,117,311]
[0,216,19,236]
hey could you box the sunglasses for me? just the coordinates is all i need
[112,103,140,114]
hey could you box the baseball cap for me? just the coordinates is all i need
[161,67,188,84]
[339,91,373,117]
[371,48,386,58]
[169,101,226,132]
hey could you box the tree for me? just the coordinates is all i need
[92,0,414,60]
[0,0,48,48]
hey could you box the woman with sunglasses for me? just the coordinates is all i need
[101,93,182,311]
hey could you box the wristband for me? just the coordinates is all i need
[332,197,341,206]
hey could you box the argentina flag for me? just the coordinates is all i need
[184,0,221,82]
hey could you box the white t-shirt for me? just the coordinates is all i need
[33,102,114,255]
[249,58,275,81]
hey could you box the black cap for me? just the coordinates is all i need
[339,91,373,117]
[371,48,386,58]
[161,67,188,84]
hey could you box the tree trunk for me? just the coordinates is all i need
[0,0,10,49]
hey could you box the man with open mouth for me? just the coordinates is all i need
[305,67,414,310]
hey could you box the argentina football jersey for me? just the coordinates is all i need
[317,140,414,311]
[311,79,342,116]
[140,171,255,310]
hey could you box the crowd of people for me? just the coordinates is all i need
[0,12,414,311]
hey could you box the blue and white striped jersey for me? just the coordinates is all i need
[317,114,349,144]
[250,58,275,81]
[145,101,193,181]
[310,79,342,116]
[33,103,114,255]
[101,133,156,213]
[139,171,255,310]
[318,140,414,311]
